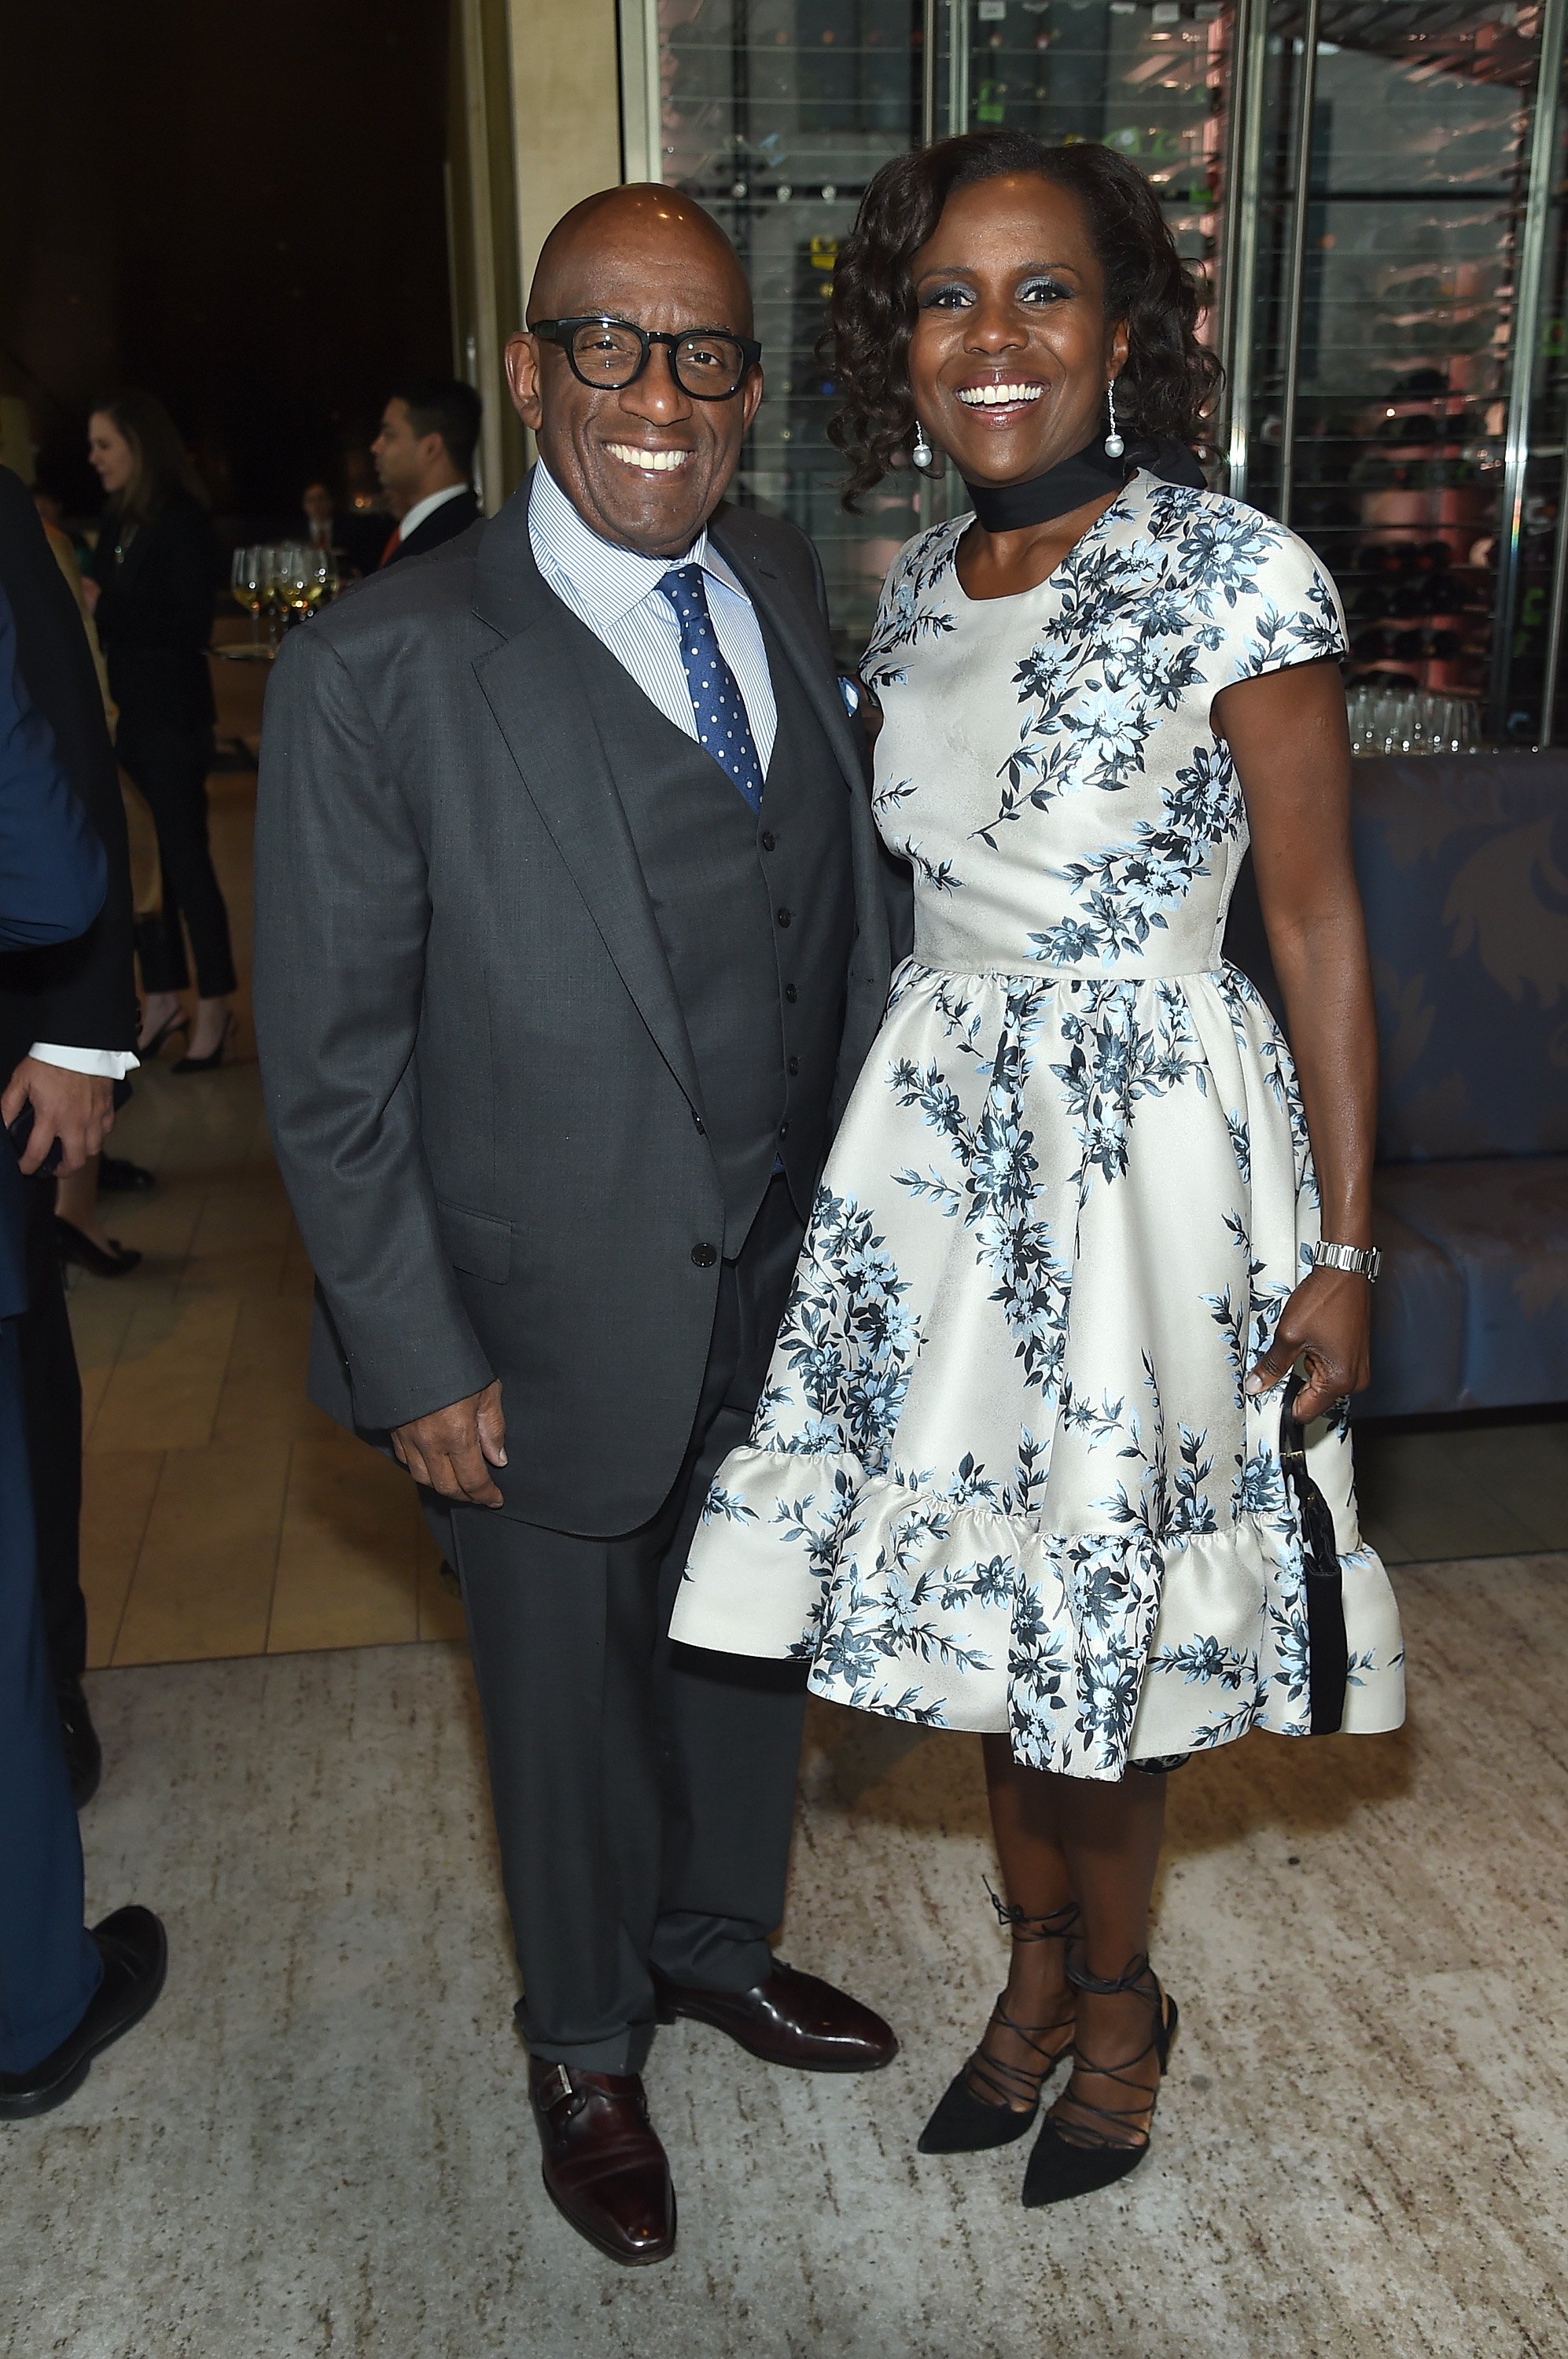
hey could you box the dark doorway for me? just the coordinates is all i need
[2,0,453,526]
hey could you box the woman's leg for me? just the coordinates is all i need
[120,728,235,1050]
[55,1158,114,1259]
[966,1738,1079,2106]
[1051,1768,1169,2142]
[132,879,189,1050]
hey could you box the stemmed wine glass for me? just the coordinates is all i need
[304,543,339,610]
[230,546,266,655]
[259,547,293,651]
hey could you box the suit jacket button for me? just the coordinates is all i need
[775,906,792,927]
[693,1112,705,1132]
[690,1242,718,1268]
[778,1122,790,1141]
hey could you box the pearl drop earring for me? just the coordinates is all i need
[911,423,933,471]
[1104,380,1124,462]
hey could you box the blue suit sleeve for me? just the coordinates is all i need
[0,580,107,949]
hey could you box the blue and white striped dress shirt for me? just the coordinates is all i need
[528,462,778,772]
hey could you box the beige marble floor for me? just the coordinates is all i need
[3,1555,1566,2359]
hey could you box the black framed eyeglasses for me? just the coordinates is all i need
[530,316,762,400]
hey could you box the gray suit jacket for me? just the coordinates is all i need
[253,477,907,1533]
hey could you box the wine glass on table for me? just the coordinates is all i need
[282,544,328,626]
[230,546,265,655]
[300,543,337,613]
[257,547,286,650]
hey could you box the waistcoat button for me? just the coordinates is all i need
[787,1055,800,1075]
[690,1242,718,1268]
[783,983,798,1003]
[760,830,777,852]
[775,907,792,928]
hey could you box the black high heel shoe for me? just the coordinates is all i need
[1021,1952,1177,2206]
[137,1008,189,1059]
[55,1218,142,1279]
[171,1011,234,1073]
[917,1886,1080,2155]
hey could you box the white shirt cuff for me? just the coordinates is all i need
[27,1043,140,1079]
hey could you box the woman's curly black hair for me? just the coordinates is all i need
[823,131,1222,507]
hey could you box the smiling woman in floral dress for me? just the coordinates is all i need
[672,131,1404,2206]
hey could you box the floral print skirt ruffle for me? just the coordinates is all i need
[672,957,1406,1780]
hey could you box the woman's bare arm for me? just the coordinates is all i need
[1211,657,1378,1423]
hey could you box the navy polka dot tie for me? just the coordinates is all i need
[659,563,766,814]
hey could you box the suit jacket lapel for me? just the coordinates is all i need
[471,491,704,1113]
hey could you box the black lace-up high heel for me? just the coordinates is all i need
[1021,1952,1177,2206]
[918,1885,1080,2155]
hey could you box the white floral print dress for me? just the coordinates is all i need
[671,471,1405,1779]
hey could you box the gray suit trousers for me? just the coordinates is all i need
[426,1176,808,2072]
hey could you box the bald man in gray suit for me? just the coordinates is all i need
[255,187,907,2266]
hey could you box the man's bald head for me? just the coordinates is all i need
[527,185,752,337]
[506,182,764,558]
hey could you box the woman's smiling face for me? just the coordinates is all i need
[907,172,1128,488]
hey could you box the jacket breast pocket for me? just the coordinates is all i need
[436,1198,512,1284]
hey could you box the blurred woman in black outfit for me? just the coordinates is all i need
[85,392,234,1069]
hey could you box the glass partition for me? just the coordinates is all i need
[1228,0,1568,742]
[630,0,1568,721]
[635,0,1240,651]
[640,0,927,650]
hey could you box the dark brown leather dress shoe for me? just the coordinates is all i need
[654,1960,898,2073]
[528,2060,676,2266]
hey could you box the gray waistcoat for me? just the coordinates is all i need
[582,610,857,1254]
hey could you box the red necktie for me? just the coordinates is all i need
[380,525,401,566]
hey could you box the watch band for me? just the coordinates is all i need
[1310,1239,1382,1283]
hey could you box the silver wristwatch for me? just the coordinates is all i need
[1310,1239,1381,1283]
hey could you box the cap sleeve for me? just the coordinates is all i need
[1228,520,1347,686]
[860,518,963,691]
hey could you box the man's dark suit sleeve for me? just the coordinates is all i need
[0,469,135,1065]
[252,624,493,1431]
[0,584,106,950]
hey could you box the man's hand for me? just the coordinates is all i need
[1,1058,115,1176]
[390,1379,507,1507]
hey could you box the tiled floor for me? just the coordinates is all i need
[69,747,1565,1674]
[5,1562,1567,2358]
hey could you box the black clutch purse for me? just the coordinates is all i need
[1279,1371,1349,1735]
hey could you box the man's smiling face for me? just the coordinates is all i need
[506,186,762,559]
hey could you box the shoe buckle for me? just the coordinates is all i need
[539,2064,575,2114]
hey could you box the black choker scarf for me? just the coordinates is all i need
[961,436,1129,534]
[960,432,1206,532]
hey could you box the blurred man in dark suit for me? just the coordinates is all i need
[370,380,483,565]
[0,468,138,1805]
[301,480,385,580]
[0,575,165,2122]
